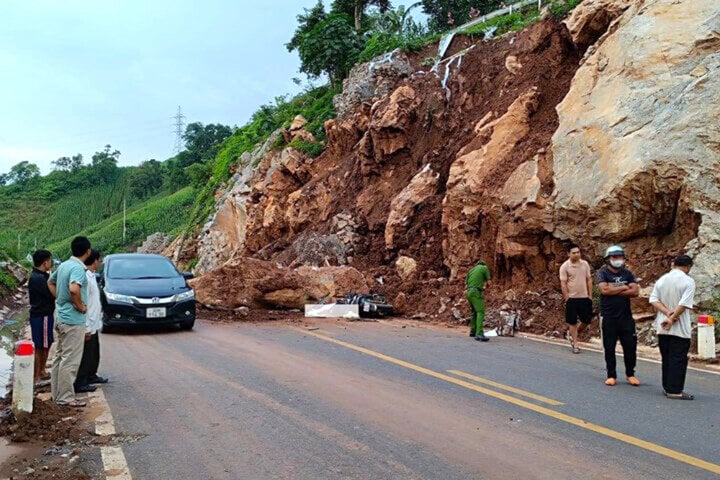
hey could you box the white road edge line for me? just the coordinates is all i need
[100,447,132,479]
[522,335,720,376]
[89,389,133,479]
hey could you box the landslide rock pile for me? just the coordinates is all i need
[187,0,720,333]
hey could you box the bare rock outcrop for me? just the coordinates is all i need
[334,50,414,120]
[137,232,171,254]
[552,0,720,301]
[385,164,440,250]
[563,0,633,50]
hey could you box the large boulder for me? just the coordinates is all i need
[442,88,541,278]
[385,164,440,250]
[563,0,634,50]
[552,0,720,301]
[191,257,368,310]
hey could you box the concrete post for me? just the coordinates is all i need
[11,340,34,414]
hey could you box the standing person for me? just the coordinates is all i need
[75,250,108,392]
[47,236,92,407]
[466,260,491,342]
[559,243,593,353]
[28,249,55,384]
[597,245,640,387]
[649,255,696,400]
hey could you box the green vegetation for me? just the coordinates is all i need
[548,0,583,19]
[288,138,326,158]
[0,269,18,291]
[462,8,540,37]
[47,188,194,258]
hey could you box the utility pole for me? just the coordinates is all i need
[123,196,127,243]
[173,106,186,155]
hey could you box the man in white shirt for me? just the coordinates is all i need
[75,250,109,392]
[649,255,695,400]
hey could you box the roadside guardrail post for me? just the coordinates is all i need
[11,340,34,414]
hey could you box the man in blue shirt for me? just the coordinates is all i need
[48,236,92,407]
[597,245,640,387]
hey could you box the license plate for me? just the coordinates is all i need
[146,307,166,318]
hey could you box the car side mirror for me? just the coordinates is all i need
[182,272,194,280]
[95,272,104,287]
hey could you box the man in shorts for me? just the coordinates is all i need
[28,249,55,383]
[559,243,593,353]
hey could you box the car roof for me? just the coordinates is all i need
[105,253,172,261]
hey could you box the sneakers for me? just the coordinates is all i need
[626,376,641,386]
[605,378,617,386]
[469,331,476,337]
[475,335,489,342]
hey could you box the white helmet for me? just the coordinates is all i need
[604,245,625,258]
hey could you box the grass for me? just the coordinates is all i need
[0,269,17,291]
[47,187,194,258]
[287,137,325,158]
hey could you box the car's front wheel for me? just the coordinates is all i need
[179,320,195,330]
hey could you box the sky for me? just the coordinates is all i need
[0,0,322,175]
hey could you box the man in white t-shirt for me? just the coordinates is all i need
[75,250,109,392]
[649,255,695,400]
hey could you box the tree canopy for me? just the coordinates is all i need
[421,0,502,31]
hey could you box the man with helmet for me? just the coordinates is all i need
[597,245,641,387]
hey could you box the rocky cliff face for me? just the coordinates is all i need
[187,0,720,331]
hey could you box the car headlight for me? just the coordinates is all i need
[105,292,135,304]
[174,290,195,302]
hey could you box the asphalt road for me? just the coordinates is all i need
[97,318,720,479]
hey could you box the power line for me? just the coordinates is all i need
[172,106,186,155]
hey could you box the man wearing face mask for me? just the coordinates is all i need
[597,245,640,387]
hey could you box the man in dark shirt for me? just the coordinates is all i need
[28,249,55,383]
[597,245,640,387]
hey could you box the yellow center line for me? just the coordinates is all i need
[447,369,564,406]
[298,328,720,476]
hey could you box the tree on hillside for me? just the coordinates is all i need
[421,0,501,31]
[0,174,7,186]
[52,154,84,172]
[6,161,40,185]
[91,145,121,184]
[289,12,364,86]
[332,0,392,31]
[183,122,233,163]
[372,2,425,36]
[128,159,164,199]
[287,1,328,53]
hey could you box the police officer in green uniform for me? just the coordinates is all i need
[466,260,491,342]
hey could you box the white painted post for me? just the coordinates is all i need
[697,325,716,359]
[11,340,34,414]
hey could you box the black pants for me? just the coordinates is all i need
[658,334,690,394]
[75,332,100,387]
[601,315,637,378]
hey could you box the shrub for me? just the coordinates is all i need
[288,138,325,158]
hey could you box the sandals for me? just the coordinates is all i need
[60,400,87,408]
[626,376,641,386]
[666,392,694,400]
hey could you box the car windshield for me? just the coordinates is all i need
[107,258,179,280]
